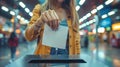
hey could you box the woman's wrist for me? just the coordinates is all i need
[34,18,43,28]
[28,18,43,36]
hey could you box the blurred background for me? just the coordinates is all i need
[0,0,120,67]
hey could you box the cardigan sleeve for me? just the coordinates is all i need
[25,4,43,41]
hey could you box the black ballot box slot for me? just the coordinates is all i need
[27,55,86,63]
[28,59,86,63]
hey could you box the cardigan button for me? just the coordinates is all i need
[76,40,79,42]
[76,43,79,45]
[69,35,71,38]
[41,29,44,31]
[69,45,72,48]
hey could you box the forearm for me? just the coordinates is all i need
[25,19,43,41]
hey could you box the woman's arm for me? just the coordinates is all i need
[25,4,43,41]
[25,4,60,41]
[74,20,81,54]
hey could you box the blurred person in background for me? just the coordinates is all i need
[84,33,89,48]
[110,33,117,48]
[117,32,120,48]
[103,34,107,43]
[80,35,84,48]
[25,0,80,55]
[8,32,18,63]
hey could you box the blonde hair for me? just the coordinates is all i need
[41,0,79,27]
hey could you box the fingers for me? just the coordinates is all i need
[46,11,52,22]
[48,10,56,30]
[55,20,59,30]
[49,10,56,21]
[45,11,53,28]
[52,10,59,20]
[47,10,56,30]
[51,10,59,30]
[53,10,60,30]
[52,20,57,31]
[41,11,51,27]
[41,13,48,23]
[41,10,60,30]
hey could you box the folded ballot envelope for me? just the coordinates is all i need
[42,20,68,49]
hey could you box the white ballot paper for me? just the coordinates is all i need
[42,24,68,49]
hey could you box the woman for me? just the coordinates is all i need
[117,33,120,48]
[110,34,117,47]
[84,33,89,48]
[25,0,80,55]
[8,32,18,62]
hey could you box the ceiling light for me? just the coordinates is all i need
[1,6,9,12]
[17,15,21,19]
[83,23,87,27]
[19,2,26,8]
[102,14,108,19]
[93,19,96,22]
[25,8,30,13]
[86,13,91,18]
[79,18,84,22]
[10,11,15,16]
[25,20,29,24]
[116,16,120,20]
[89,20,93,24]
[113,9,118,12]
[79,0,86,5]
[86,22,90,25]
[79,26,82,29]
[21,17,25,20]
[76,5,80,11]
[29,12,33,16]
[105,0,114,5]
[98,27,105,33]
[83,16,87,20]
[108,11,115,16]
[97,5,104,10]
[91,9,97,14]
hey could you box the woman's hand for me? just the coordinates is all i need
[40,9,60,31]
